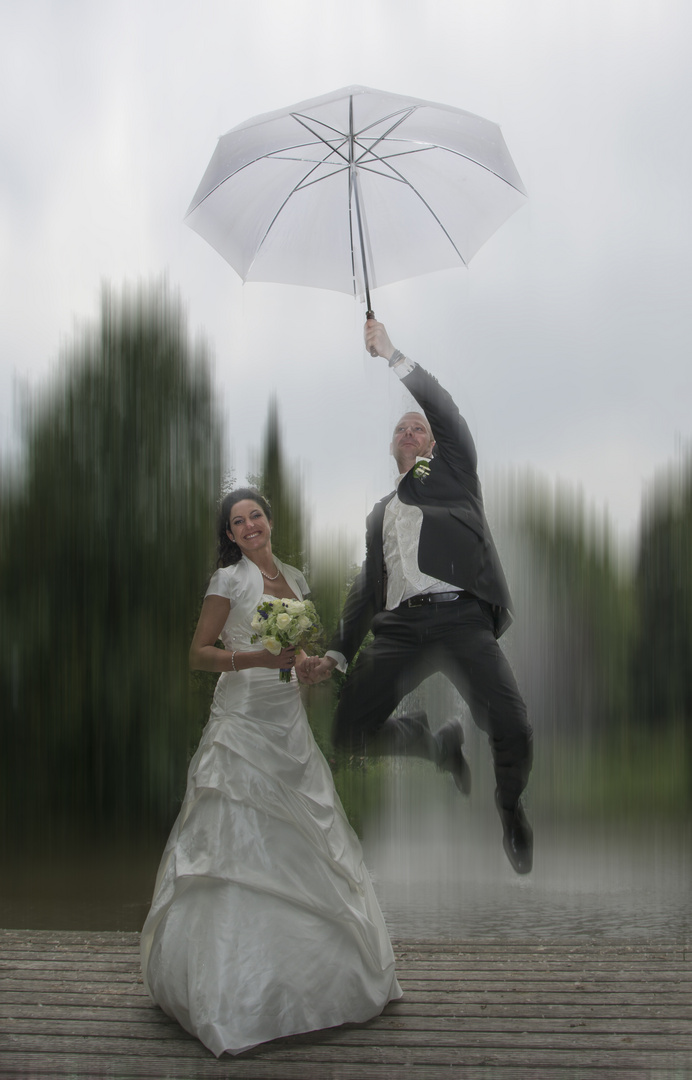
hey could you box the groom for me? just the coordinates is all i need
[311,319,534,874]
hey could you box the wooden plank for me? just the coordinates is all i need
[3,976,690,1003]
[3,1017,692,1052]
[4,965,690,990]
[2,993,689,1022]
[2,1033,691,1071]
[2,1003,690,1036]
[3,979,690,1008]
[1,1053,684,1080]
[0,1062,685,1080]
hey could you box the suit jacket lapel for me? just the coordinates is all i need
[370,491,396,611]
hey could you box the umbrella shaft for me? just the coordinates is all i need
[351,168,373,310]
[349,95,373,311]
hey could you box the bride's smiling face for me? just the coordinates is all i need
[227,499,272,557]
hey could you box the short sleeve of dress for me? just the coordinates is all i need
[205,567,233,601]
[295,570,310,598]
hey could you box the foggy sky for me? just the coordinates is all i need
[2,0,691,557]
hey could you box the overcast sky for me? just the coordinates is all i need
[3,0,691,560]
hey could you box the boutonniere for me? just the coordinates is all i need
[412,459,431,483]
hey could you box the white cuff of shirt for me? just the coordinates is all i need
[389,352,416,379]
[324,649,348,673]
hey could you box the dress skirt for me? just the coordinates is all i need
[140,665,401,1056]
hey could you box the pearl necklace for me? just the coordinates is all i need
[260,564,280,581]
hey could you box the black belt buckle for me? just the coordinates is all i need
[406,595,425,608]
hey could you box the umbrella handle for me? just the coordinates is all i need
[366,309,378,356]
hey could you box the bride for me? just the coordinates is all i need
[140,487,401,1057]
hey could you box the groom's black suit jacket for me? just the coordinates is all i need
[331,363,513,665]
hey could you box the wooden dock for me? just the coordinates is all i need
[1,929,690,1079]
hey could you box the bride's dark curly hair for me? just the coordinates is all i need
[217,487,273,567]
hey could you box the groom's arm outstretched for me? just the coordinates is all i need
[304,320,396,685]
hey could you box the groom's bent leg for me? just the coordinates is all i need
[332,612,436,760]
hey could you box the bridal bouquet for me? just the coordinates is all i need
[250,597,323,681]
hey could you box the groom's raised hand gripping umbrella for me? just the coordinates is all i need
[185,84,527,349]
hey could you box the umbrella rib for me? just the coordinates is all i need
[356,149,470,268]
[292,111,351,141]
[290,113,352,165]
[243,154,354,281]
[187,135,347,214]
[353,107,417,162]
[355,138,526,197]
[352,106,526,197]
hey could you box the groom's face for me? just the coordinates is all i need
[391,412,434,468]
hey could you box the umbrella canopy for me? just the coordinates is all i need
[186,85,527,304]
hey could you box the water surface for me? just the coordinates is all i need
[1,773,688,942]
[363,771,690,942]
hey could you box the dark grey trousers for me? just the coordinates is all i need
[332,594,533,806]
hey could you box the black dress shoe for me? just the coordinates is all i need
[435,721,472,795]
[495,790,533,874]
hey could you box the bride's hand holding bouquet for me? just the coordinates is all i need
[251,596,323,682]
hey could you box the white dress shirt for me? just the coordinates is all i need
[382,471,456,608]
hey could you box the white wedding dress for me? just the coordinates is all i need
[140,559,401,1057]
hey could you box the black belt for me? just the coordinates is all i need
[395,590,466,610]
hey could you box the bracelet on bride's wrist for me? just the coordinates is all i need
[231,650,237,671]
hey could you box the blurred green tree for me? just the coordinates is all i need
[254,396,308,572]
[502,471,635,739]
[495,467,689,817]
[0,281,223,845]
[632,452,692,801]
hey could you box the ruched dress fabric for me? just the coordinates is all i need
[140,558,401,1057]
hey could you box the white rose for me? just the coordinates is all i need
[296,615,311,632]
[286,599,305,614]
[251,613,264,630]
[262,636,282,655]
[276,612,292,630]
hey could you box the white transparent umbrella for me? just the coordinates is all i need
[186,84,527,316]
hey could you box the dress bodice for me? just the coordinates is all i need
[205,558,309,652]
